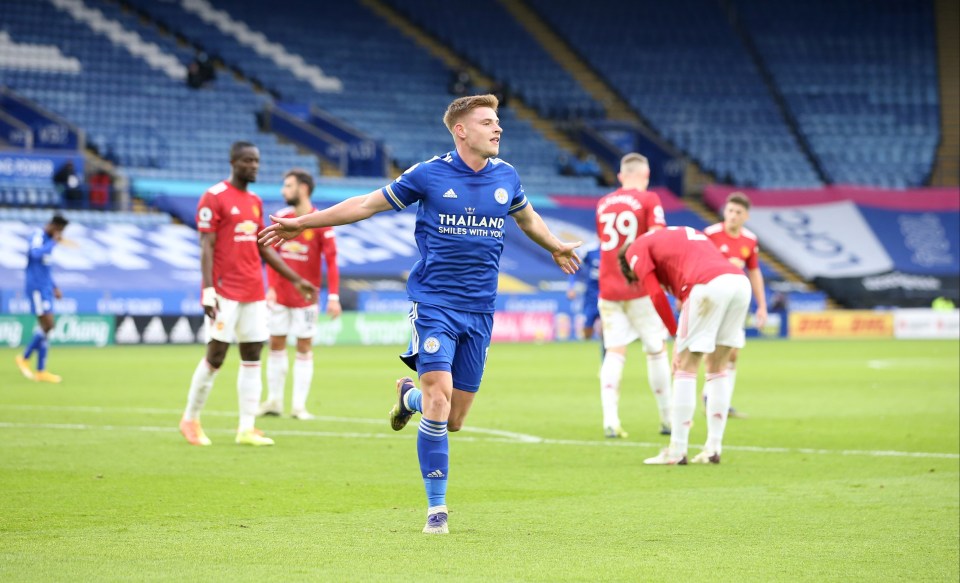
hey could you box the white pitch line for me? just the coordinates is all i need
[0,404,542,442]
[0,416,957,460]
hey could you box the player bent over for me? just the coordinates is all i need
[179,142,316,447]
[258,169,341,420]
[620,226,751,464]
[260,95,581,534]
[15,214,69,383]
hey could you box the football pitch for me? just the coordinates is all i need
[1,339,958,582]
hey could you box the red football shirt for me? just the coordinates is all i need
[625,227,743,302]
[595,188,667,300]
[704,223,759,270]
[196,181,265,302]
[266,206,340,308]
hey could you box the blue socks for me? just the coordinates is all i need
[417,418,448,508]
[37,335,48,371]
[24,331,48,370]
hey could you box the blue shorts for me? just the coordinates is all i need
[28,287,54,316]
[399,302,493,393]
[583,292,600,328]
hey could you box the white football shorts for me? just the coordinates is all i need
[598,296,668,352]
[206,295,269,344]
[675,273,751,354]
[267,303,318,339]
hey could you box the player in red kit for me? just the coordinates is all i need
[179,142,317,447]
[704,193,767,419]
[258,169,341,420]
[620,227,751,465]
[594,153,670,438]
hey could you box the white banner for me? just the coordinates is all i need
[747,201,894,279]
[893,308,960,339]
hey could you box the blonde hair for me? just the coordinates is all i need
[619,152,649,175]
[443,94,499,135]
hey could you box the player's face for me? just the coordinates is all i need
[460,107,501,159]
[281,176,301,206]
[724,202,749,229]
[232,147,260,183]
[47,225,65,241]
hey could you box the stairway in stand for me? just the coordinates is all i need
[932,0,959,186]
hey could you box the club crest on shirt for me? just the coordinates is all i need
[303,229,314,241]
[423,337,441,354]
[252,206,261,218]
[494,188,508,204]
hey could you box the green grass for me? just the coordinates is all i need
[1,339,958,582]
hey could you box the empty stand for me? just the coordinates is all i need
[735,0,940,188]
[0,0,319,186]
[528,0,823,189]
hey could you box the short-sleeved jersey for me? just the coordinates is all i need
[382,151,528,313]
[266,206,339,308]
[25,228,57,292]
[624,226,743,302]
[595,188,667,300]
[196,180,265,302]
[704,223,759,270]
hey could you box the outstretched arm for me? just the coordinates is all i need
[511,204,582,275]
[259,191,392,247]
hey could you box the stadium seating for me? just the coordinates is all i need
[734,0,940,188]
[384,0,603,120]
[122,0,604,195]
[0,0,319,185]
[527,0,823,189]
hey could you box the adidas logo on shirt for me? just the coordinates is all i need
[426,469,445,479]
[230,206,241,215]
[443,189,458,198]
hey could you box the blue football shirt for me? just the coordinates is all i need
[25,228,57,292]
[382,151,528,313]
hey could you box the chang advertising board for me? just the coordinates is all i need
[0,314,114,347]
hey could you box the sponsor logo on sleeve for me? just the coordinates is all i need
[198,207,213,228]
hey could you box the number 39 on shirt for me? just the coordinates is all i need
[598,211,640,251]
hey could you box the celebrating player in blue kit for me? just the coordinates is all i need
[15,214,69,383]
[259,94,582,535]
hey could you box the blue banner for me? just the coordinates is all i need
[858,207,959,276]
[0,151,84,186]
